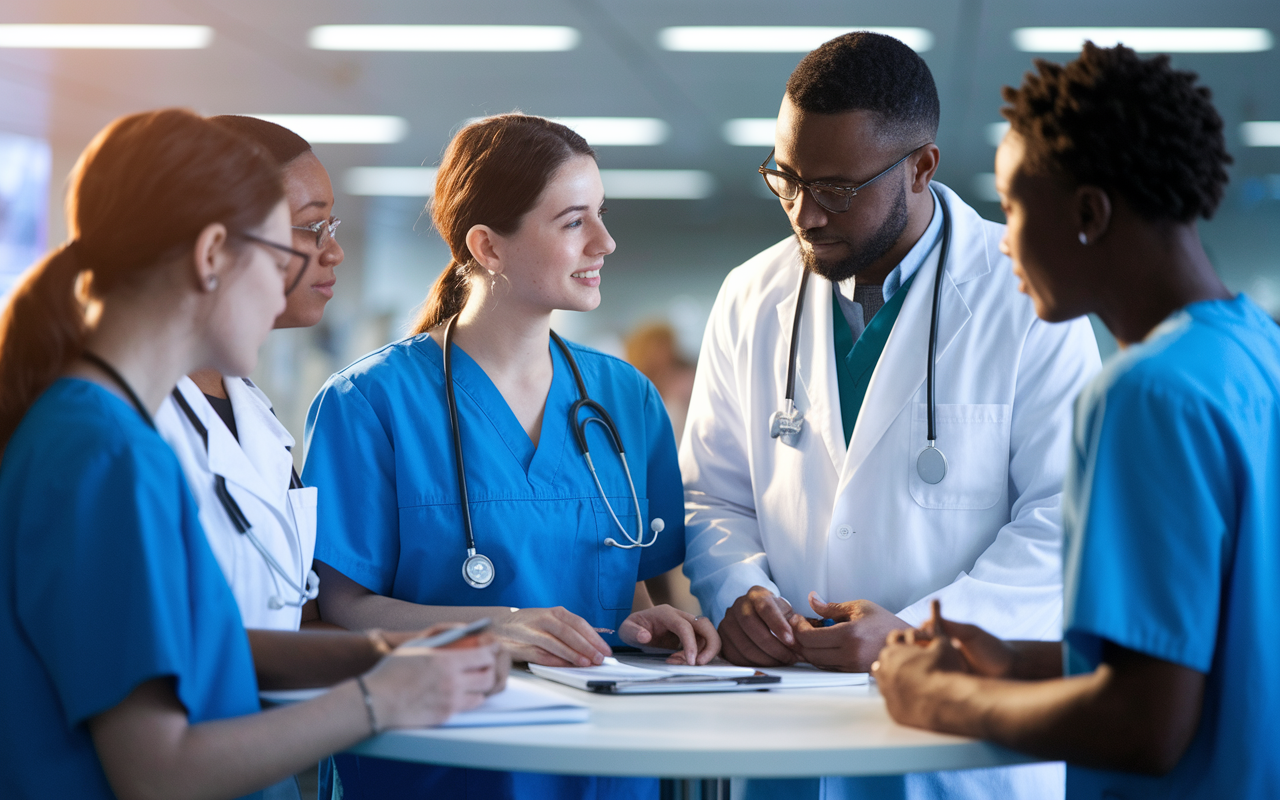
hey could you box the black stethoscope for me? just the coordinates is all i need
[442,315,663,590]
[169,384,320,610]
[79,352,319,608]
[769,194,953,486]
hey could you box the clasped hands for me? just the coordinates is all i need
[718,585,911,671]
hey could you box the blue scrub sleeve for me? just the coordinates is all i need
[304,374,401,595]
[1064,379,1235,674]
[636,380,686,581]
[16,441,202,727]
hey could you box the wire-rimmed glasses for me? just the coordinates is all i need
[292,216,341,249]
[758,144,930,213]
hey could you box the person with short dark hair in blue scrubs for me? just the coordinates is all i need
[305,114,720,800]
[872,43,1280,798]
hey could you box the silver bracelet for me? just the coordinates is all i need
[355,675,381,736]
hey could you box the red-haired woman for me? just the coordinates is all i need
[0,109,505,800]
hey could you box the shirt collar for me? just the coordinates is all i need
[836,187,942,303]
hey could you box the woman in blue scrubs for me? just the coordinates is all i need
[305,114,719,799]
[871,44,1280,797]
[0,109,504,799]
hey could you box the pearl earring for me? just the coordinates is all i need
[205,275,219,290]
[1077,232,1088,245]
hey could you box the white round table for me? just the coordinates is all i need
[348,673,1039,781]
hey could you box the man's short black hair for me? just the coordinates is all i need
[786,32,940,144]
[208,115,312,167]
[1001,42,1232,222]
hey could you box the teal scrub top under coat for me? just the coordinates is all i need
[304,332,685,638]
[0,380,261,799]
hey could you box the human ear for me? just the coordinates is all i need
[908,144,941,193]
[1074,186,1112,246]
[192,222,230,292]
[464,225,503,276]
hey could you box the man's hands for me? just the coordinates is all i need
[620,605,721,665]
[787,592,911,672]
[718,586,800,666]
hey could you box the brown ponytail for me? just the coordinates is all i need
[0,108,283,447]
[412,114,595,333]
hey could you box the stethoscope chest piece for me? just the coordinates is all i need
[463,550,495,589]
[769,403,804,442]
[916,444,948,485]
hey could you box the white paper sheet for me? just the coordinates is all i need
[260,674,589,727]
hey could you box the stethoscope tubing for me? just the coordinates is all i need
[775,191,953,455]
[170,385,317,608]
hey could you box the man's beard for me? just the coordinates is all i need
[799,180,909,283]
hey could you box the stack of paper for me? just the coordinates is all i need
[260,674,589,727]
[530,656,780,693]
[609,654,870,690]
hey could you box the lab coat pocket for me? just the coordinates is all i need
[595,496,648,611]
[909,403,1011,510]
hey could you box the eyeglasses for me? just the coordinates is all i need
[758,144,930,214]
[238,233,312,296]
[292,216,341,249]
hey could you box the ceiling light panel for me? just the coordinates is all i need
[553,118,669,146]
[600,170,715,200]
[1242,122,1280,147]
[723,119,777,147]
[1012,27,1273,53]
[0,24,213,49]
[247,115,408,144]
[659,27,934,53]
[345,167,438,196]
[309,25,580,52]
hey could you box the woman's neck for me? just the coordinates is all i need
[69,289,202,417]
[1093,221,1231,347]
[449,286,554,381]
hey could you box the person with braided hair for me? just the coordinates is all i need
[872,42,1280,797]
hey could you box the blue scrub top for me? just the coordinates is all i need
[304,332,685,632]
[1062,296,1280,798]
[304,333,683,800]
[0,379,261,799]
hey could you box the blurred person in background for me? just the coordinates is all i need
[304,113,718,800]
[873,42,1280,800]
[624,321,700,616]
[0,108,505,800]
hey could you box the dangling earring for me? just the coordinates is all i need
[205,275,219,291]
[485,268,497,291]
[1077,232,1088,245]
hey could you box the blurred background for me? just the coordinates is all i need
[1,0,1278,455]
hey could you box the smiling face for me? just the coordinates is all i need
[274,151,343,329]
[995,131,1095,323]
[483,154,615,315]
[774,97,924,284]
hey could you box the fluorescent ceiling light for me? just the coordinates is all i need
[1012,27,1273,53]
[659,26,933,53]
[553,118,669,146]
[601,170,715,200]
[309,25,579,52]
[987,122,1010,147]
[724,118,777,147]
[247,115,408,144]
[0,24,212,49]
[971,173,999,203]
[1242,122,1280,147]
[345,167,438,196]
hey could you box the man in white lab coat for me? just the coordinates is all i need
[681,32,1099,799]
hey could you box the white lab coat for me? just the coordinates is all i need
[682,184,1099,799]
[156,376,317,631]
